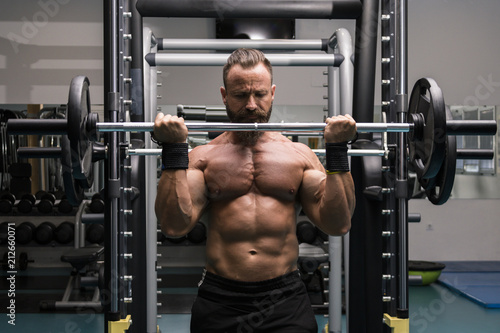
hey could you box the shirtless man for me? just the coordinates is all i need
[154,48,356,333]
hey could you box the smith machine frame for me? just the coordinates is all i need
[102,1,408,332]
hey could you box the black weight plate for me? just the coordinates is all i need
[61,135,84,206]
[425,107,457,205]
[67,76,93,188]
[408,78,447,180]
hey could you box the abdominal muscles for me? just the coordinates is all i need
[205,194,300,281]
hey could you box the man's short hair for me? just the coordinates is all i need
[223,48,273,88]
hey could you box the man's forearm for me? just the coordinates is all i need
[155,170,195,237]
[319,172,355,235]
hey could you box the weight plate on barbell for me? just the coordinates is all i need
[425,106,457,205]
[61,135,85,206]
[67,75,93,189]
[408,77,447,180]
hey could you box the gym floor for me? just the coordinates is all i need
[1,266,500,333]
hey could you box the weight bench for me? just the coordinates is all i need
[40,245,104,311]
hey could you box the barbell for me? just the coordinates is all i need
[6,76,498,205]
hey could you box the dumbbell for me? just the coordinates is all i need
[1,252,33,271]
[16,222,36,245]
[36,192,56,214]
[296,221,318,244]
[17,194,36,214]
[86,223,104,244]
[35,221,56,245]
[57,196,74,214]
[89,193,105,214]
[187,222,207,244]
[54,221,74,244]
[18,252,33,270]
[0,192,15,214]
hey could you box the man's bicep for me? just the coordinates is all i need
[187,168,208,218]
[299,169,326,220]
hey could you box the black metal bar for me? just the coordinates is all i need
[350,141,385,333]
[178,110,230,122]
[6,119,67,135]
[136,0,363,19]
[81,213,105,224]
[103,0,122,328]
[16,146,494,161]
[447,120,497,136]
[127,0,150,332]
[17,147,61,159]
[352,0,380,137]
[456,149,495,160]
[350,0,382,331]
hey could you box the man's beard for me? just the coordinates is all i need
[226,105,272,146]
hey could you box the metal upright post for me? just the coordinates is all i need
[380,0,409,329]
[380,0,398,321]
[126,0,153,332]
[327,28,354,333]
[103,0,122,330]
[395,0,409,320]
[143,27,159,333]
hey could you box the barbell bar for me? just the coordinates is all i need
[94,120,496,135]
[8,119,496,137]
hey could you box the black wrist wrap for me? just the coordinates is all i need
[325,142,350,173]
[161,143,189,170]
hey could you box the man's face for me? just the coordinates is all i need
[221,63,275,124]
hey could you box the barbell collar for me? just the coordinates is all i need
[96,122,413,133]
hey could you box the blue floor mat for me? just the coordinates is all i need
[438,261,500,308]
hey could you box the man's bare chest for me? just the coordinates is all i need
[203,147,304,201]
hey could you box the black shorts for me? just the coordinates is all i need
[190,270,318,333]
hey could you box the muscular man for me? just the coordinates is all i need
[154,48,356,333]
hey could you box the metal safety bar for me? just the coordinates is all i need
[145,53,345,67]
[17,146,494,161]
[158,38,328,51]
[127,148,387,157]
